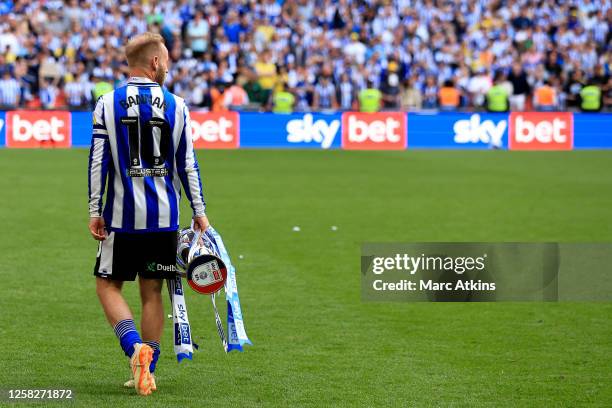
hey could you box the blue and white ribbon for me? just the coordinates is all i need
[205,226,252,351]
[167,275,194,362]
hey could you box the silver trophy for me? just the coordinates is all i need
[176,227,228,295]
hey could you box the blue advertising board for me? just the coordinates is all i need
[71,111,93,147]
[573,113,612,149]
[407,112,509,149]
[0,111,5,147]
[239,112,342,149]
[0,110,611,149]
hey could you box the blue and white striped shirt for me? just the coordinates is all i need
[0,78,21,106]
[65,81,87,107]
[88,77,206,233]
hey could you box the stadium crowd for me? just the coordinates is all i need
[0,0,610,112]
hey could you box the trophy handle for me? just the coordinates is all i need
[187,229,203,264]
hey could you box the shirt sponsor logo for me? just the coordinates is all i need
[146,262,177,273]
[341,112,407,150]
[190,111,239,149]
[158,264,177,272]
[127,168,169,177]
[509,112,573,150]
[286,113,340,149]
[6,111,71,148]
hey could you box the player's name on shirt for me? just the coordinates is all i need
[119,93,167,110]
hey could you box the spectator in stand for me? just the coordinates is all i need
[544,50,563,78]
[551,77,566,110]
[507,62,530,111]
[438,80,460,111]
[453,66,471,107]
[338,72,356,111]
[0,71,20,109]
[13,58,33,106]
[92,75,113,102]
[381,61,401,110]
[422,76,439,109]
[73,63,94,108]
[401,77,422,111]
[359,80,381,113]
[312,75,338,111]
[272,83,295,114]
[344,32,367,66]
[210,81,229,112]
[533,80,558,111]
[565,70,586,109]
[512,8,533,31]
[499,72,514,102]
[224,79,250,109]
[40,79,58,110]
[579,80,603,112]
[38,48,62,88]
[486,72,510,113]
[187,10,209,58]
[467,69,492,109]
[223,10,242,44]
[0,0,610,112]
[254,49,277,104]
[64,73,89,111]
[293,79,312,112]
[243,70,266,106]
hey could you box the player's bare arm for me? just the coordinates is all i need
[89,216,106,241]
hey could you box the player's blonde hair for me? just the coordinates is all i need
[125,32,165,67]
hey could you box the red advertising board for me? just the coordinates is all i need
[6,111,71,148]
[341,112,407,150]
[508,112,573,150]
[189,111,239,149]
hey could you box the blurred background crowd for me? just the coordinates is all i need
[0,0,610,113]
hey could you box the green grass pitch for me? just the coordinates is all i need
[0,149,611,407]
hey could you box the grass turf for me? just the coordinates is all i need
[0,149,610,407]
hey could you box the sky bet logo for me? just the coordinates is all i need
[189,112,239,149]
[6,111,71,148]
[342,112,407,150]
[453,114,507,147]
[173,276,184,296]
[286,114,340,149]
[174,323,191,345]
[509,112,573,150]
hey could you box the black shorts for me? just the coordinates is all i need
[94,230,178,281]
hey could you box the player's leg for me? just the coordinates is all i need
[94,233,153,395]
[95,233,143,358]
[136,230,179,387]
[139,276,164,388]
[96,277,131,326]
[139,277,164,342]
[96,277,142,358]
